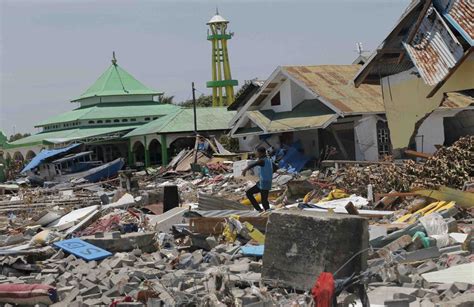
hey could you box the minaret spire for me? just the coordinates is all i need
[206,9,238,106]
[112,51,117,66]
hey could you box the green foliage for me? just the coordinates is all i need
[9,133,31,142]
[160,95,175,104]
[181,94,213,108]
[218,134,240,152]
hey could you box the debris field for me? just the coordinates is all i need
[0,137,472,307]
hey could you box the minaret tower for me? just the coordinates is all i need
[206,8,238,106]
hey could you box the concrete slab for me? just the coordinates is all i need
[262,211,368,291]
[422,263,474,284]
[82,232,157,253]
[147,207,187,233]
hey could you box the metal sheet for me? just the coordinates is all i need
[54,238,112,261]
[283,65,384,114]
[403,5,464,86]
[435,0,473,44]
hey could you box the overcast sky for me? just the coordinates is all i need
[0,0,409,135]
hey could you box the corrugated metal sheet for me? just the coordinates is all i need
[283,65,384,114]
[36,103,179,127]
[197,193,251,211]
[246,99,338,134]
[124,107,236,137]
[8,125,138,146]
[192,210,260,217]
[440,89,474,108]
[435,0,473,43]
[403,5,464,86]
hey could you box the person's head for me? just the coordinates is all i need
[255,147,266,158]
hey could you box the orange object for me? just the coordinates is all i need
[311,272,335,307]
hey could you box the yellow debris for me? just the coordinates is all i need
[320,189,349,202]
[394,201,457,224]
[243,221,265,244]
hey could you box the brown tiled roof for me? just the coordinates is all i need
[283,65,384,115]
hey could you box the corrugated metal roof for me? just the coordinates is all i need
[228,80,265,111]
[435,0,473,44]
[403,5,464,86]
[72,63,162,102]
[440,89,474,108]
[192,210,259,217]
[124,107,236,137]
[283,65,384,114]
[247,99,338,134]
[8,125,138,147]
[36,103,179,127]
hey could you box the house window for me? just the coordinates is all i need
[114,119,120,123]
[271,92,281,106]
[145,117,150,121]
[130,118,136,122]
[122,119,128,122]
[97,120,103,124]
[88,121,95,124]
[105,120,111,123]
[377,121,392,157]
[152,117,158,120]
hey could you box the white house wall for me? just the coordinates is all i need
[261,79,292,112]
[354,115,379,161]
[237,135,261,152]
[415,109,462,154]
[260,79,315,113]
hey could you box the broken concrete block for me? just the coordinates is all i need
[82,232,157,253]
[416,260,438,274]
[80,285,100,296]
[384,298,410,307]
[400,246,441,263]
[377,235,413,259]
[262,211,368,291]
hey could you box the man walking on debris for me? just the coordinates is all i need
[242,147,275,212]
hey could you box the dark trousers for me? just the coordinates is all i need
[246,184,270,212]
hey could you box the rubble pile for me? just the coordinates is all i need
[0,241,309,306]
[331,136,474,195]
[0,139,472,306]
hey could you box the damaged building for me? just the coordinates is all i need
[0,55,234,169]
[228,65,388,162]
[228,64,462,164]
[353,0,474,155]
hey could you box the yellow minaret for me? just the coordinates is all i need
[206,8,238,106]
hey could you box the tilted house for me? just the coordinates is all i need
[353,0,473,155]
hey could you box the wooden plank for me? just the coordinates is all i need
[189,217,268,235]
[414,186,474,209]
[321,160,404,166]
[404,149,432,159]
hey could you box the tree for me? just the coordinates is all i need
[9,133,31,142]
[160,95,174,104]
[180,94,213,108]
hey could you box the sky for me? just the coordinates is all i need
[0,0,410,135]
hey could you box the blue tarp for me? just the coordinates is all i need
[241,245,264,257]
[278,141,310,173]
[21,143,81,173]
